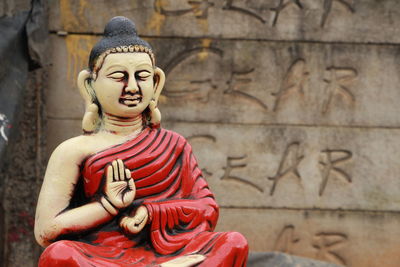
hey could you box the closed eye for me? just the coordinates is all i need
[136,70,151,81]
[107,71,126,81]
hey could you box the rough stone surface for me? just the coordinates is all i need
[1,70,46,267]
[48,0,400,44]
[163,122,400,211]
[48,35,400,127]
[217,208,400,267]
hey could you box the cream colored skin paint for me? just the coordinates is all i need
[35,52,205,267]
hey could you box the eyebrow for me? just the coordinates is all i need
[105,64,126,72]
[105,62,153,72]
[134,63,153,69]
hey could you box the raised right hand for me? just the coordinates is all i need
[104,159,135,209]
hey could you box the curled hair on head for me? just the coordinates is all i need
[88,16,155,80]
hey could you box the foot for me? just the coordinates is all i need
[160,254,206,267]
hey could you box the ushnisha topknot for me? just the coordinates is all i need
[88,16,155,79]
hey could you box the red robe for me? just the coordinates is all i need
[39,127,248,266]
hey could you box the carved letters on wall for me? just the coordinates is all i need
[220,155,264,193]
[320,0,355,27]
[225,68,268,110]
[274,225,348,266]
[268,142,304,195]
[187,132,353,197]
[61,35,359,116]
[270,0,304,26]
[273,59,357,113]
[154,0,214,19]
[319,149,352,196]
[312,232,348,265]
[163,45,223,102]
[153,0,356,27]
[272,59,309,112]
[163,44,358,115]
[321,67,357,114]
[274,225,300,254]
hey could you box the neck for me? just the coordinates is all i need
[101,112,144,136]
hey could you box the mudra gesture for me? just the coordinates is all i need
[35,16,248,267]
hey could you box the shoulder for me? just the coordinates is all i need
[49,135,93,164]
[158,127,189,143]
[53,135,89,152]
[157,128,194,155]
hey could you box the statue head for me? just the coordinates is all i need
[77,16,165,133]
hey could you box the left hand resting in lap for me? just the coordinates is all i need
[119,206,148,234]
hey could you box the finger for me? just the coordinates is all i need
[125,169,131,179]
[128,220,139,234]
[120,216,129,228]
[106,165,113,184]
[127,177,136,191]
[120,217,126,228]
[118,159,125,180]
[112,160,119,181]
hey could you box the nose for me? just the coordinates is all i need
[125,76,139,93]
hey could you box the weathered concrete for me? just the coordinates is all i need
[1,70,45,267]
[218,208,400,267]
[163,122,400,211]
[49,35,400,127]
[49,0,400,44]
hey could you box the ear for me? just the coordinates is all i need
[148,67,165,126]
[153,67,165,105]
[77,70,94,107]
[77,70,99,133]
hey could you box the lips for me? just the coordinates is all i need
[119,96,142,106]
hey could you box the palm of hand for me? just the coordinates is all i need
[104,159,136,209]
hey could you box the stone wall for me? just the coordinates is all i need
[1,69,46,267]
[45,1,400,266]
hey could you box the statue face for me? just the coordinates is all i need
[91,52,155,117]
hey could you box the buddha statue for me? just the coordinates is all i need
[35,16,248,266]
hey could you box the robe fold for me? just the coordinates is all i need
[39,127,248,267]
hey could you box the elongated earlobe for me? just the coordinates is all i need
[77,70,100,133]
[149,67,165,126]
